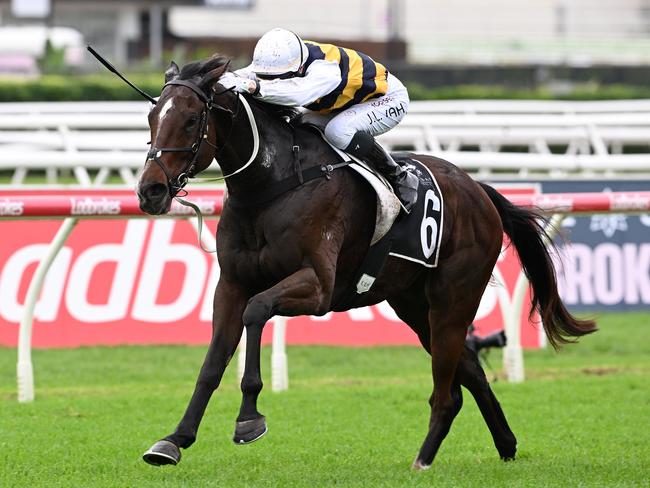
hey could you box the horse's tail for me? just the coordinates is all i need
[479,182,597,349]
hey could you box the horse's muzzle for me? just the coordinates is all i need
[138,182,171,215]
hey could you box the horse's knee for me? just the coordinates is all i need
[312,292,331,316]
[242,296,272,327]
[196,373,222,391]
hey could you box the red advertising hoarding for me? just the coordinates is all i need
[0,186,543,348]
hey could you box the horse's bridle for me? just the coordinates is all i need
[146,78,236,196]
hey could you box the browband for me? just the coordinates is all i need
[163,79,210,104]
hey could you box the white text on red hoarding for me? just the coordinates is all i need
[0,199,24,216]
[70,197,121,215]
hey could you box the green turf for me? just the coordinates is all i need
[1,312,649,487]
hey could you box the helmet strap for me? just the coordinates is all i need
[290,30,304,70]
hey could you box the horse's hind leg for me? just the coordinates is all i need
[456,346,517,460]
[390,290,517,463]
[411,220,502,469]
[412,303,470,470]
[390,289,466,467]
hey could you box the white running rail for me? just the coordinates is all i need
[1,100,649,185]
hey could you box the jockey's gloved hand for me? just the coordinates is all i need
[219,73,260,95]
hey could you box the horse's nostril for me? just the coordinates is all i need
[143,183,168,201]
[138,182,171,215]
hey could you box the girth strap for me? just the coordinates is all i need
[227,161,350,209]
[334,231,394,310]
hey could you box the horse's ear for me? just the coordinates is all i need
[164,61,180,82]
[201,61,231,90]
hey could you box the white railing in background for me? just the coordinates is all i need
[406,99,650,114]
[1,100,649,185]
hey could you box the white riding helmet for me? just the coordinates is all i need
[250,28,309,77]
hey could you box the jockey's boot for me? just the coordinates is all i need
[345,132,419,212]
[366,142,419,213]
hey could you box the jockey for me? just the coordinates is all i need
[219,27,419,212]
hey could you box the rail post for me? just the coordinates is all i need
[502,213,565,382]
[17,217,78,402]
[271,317,288,392]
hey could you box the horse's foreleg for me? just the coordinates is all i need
[143,280,247,466]
[233,307,266,444]
[456,346,517,460]
[234,266,333,444]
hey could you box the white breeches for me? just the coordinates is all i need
[301,73,409,150]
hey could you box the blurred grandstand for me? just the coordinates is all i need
[0,0,648,183]
[0,0,649,85]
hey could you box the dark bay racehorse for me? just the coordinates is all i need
[136,55,596,470]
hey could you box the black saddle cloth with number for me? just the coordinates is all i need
[389,154,444,268]
[341,154,444,306]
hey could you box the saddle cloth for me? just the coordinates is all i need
[323,136,444,270]
[328,146,445,303]
[322,137,445,302]
[385,155,444,268]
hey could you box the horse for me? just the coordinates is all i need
[135,54,596,470]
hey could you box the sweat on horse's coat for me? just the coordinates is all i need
[136,54,597,470]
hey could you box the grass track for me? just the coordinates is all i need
[1,313,649,487]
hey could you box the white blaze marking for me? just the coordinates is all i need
[158,98,174,123]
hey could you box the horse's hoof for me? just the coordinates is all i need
[498,443,517,461]
[411,458,431,471]
[142,440,181,466]
[233,416,267,444]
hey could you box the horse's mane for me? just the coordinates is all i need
[177,54,300,125]
[178,54,231,81]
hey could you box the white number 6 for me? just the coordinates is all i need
[420,189,441,258]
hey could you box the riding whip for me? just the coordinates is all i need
[86,45,158,105]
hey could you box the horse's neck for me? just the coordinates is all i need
[220,102,298,196]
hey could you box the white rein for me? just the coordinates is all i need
[175,94,260,253]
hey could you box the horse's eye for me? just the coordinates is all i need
[183,116,199,133]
